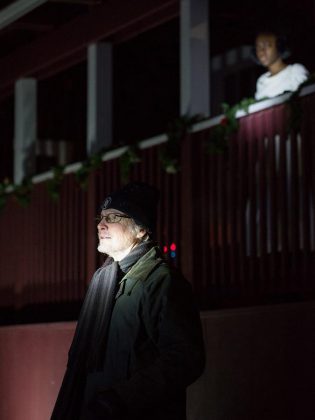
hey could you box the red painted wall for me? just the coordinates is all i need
[0,322,75,420]
[1,302,314,420]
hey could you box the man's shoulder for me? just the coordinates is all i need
[130,246,187,286]
[125,246,167,281]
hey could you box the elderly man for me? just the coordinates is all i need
[51,182,205,420]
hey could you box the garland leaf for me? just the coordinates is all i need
[208,97,256,153]
[119,144,141,183]
[160,113,204,173]
[75,151,103,189]
[46,165,65,201]
[13,177,33,208]
[0,179,10,211]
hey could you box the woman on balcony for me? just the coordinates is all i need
[51,182,205,420]
[254,30,309,100]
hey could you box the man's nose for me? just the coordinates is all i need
[97,220,107,230]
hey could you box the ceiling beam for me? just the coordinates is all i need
[0,0,178,99]
[0,0,49,31]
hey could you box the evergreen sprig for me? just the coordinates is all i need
[160,113,204,173]
[75,151,103,189]
[119,144,141,183]
[46,165,65,201]
[0,179,10,211]
[208,97,256,153]
[12,177,33,207]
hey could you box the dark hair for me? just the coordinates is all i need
[251,31,291,65]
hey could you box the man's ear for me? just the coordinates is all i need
[136,228,147,239]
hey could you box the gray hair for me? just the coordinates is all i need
[122,217,150,242]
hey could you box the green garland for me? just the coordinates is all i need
[75,151,103,190]
[119,144,141,184]
[46,165,65,201]
[159,113,204,173]
[0,180,8,210]
[1,84,313,211]
[208,97,256,153]
[13,178,33,207]
[0,177,33,211]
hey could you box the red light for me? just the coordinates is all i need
[163,245,168,253]
[170,243,176,251]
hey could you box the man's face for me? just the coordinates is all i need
[97,209,141,260]
[255,33,280,68]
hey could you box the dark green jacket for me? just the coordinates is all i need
[84,246,205,420]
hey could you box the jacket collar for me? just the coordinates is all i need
[121,246,163,283]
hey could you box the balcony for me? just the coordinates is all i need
[1,85,315,323]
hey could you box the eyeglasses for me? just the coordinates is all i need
[95,213,131,224]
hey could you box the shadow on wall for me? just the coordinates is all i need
[187,301,315,420]
[0,302,314,420]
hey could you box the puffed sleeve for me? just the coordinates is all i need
[290,63,309,90]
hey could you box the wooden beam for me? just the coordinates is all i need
[0,0,49,30]
[0,0,178,98]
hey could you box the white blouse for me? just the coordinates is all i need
[255,63,309,100]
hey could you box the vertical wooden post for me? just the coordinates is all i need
[180,0,210,117]
[87,43,113,155]
[14,78,37,184]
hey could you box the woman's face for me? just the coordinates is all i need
[255,33,280,68]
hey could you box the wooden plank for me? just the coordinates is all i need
[0,0,178,97]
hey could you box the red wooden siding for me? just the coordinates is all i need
[1,93,315,313]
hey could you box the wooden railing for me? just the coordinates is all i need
[181,91,315,308]
[1,88,315,321]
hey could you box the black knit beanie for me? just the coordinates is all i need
[101,182,160,233]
